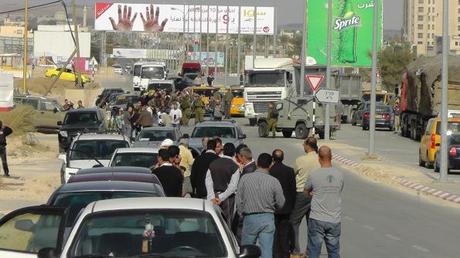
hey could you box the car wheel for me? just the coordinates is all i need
[258,122,268,137]
[282,130,293,138]
[352,121,356,126]
[362,126,369,131]
[249,118,257,127]
[434,161,440,172]
[295,123,309,139]
[418,150,425,167]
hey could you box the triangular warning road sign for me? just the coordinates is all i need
[305,74,325,93]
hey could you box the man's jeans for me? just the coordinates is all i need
[307,218,341,258]
[241,213,275,258]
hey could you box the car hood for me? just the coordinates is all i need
[68,159,110,169]
[60,123,101,131]
[132,141,162,148]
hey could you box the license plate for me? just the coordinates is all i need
[377,114,383,119]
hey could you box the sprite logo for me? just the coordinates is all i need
[334,15,360,31]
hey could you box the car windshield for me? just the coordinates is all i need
[142,66,165,79]
[436,122,460,134]
[112,153,158,168]
[69,210,227,258]
[52,191,161,227]
[115,96,140,105]
[138,130,176,141]
[133,65,142,76]
[64,112,99,125]
[363,94,385,103]
[70,140,129,160]
[247,72,285,86]
[192,127,236,138]
[148,83,173,92]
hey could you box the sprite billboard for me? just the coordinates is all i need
[307,0,382,67]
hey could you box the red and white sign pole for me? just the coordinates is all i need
[306,74,325,136]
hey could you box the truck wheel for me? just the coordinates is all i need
[282,130,293,138]
[295,123,309,139]
[249,118,257,126]
[258,122,268,137]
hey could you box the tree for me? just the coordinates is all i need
[287,32,302,58]
[379,43,415,91]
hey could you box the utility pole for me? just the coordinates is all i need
[252,6,257,69]
[214,6,218,77]
[206,5,210,76]
[324,0,333,140]
[72,0,82,88]
[300,0,306,98]
[237,6,241,79]
[369,0,379,155]
[439,0,449,182]
[23,0,28,94]
[224,6,229,87]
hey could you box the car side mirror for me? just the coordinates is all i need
[57,121,62,126]
[239,245,261,258]
[15,219,35,232]
[38,248,59,258]
[239,134,247,139]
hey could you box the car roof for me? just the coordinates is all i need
[76,166,151,175]
[56,181,160,194]
[66,108,101,113]
[141,127,177,132]
[76,133,127,141]
[90,197,211,213]
[68,172,161,185]
[194,120,239,127]
[115,147,159,154]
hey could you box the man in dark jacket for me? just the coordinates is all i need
[152,149,184,197]
[269,149,297,258]
[190,139,219,198]
[238,147,257,176]
[0,121,12,177]
[206,143,240,226]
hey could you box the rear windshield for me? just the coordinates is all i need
[376,105,392,113]
[64,112,99,125]
[192,127,236,138]
[436,122,460,134]
[112,153,158,168]
[138,130,176,141]
[70,140,129,160]
[51,191,161,227]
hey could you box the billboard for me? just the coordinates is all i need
[190,52,225,67]
[95,3,274,35]
[34,31,91,59]
[307,0,382,67]
[112,48,182,59]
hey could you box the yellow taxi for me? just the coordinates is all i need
[45,68,90,83]
[230,86,245,117]
[419,117,460,167]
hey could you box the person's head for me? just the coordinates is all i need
[118,109,123,115]
[318,146,333,168]
[158,149,170,164]
[127,106,133,113]
[202,137,209,149]
[223,143,236,157]
[64,99,69,104]
[304,137,318,153]
[272,149,284,163]
[168,145,181,165]
[207,139,217,151]
[257,153,273,170]
[160,139,174,149]
[214,137,223,155]
[239,147,253,165]
[78,100,83,105]
[235,144,248,163]
[172,103,177,110]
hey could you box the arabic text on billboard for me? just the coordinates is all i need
[95,3,274,35]
[307,0,382,68]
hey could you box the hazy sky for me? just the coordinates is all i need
[1,0,404,30]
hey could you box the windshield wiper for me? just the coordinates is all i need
[69,148,104,167]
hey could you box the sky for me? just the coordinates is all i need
[0,0,404,30]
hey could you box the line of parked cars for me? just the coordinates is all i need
[350,101,396,131]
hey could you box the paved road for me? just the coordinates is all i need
[336,124,460,181]
[224,120,460,257]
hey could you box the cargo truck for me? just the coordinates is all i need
[400,55,460,140]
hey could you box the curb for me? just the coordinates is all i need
[332,153,460,205]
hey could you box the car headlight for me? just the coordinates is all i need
[59,131,68,137]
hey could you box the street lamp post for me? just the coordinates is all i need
[439,0,449,182]
[369,0,379,155]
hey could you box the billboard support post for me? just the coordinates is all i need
[72,0,82,88]
[214,5,218,76]
[206,5,210,76]
[300,0,307,98]
[237,6,241,78]
[199,5,202,65]
[23,0,28,94]
[224,6,229,87]
[252,6,257,69]
[369,0,379,155]
[324,0,332,140]
[440,0,449,182]
[183,4,186,64]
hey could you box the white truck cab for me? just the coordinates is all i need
[139,62,168,91]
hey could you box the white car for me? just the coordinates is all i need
[59,133,130,183]
[0,198,261,258]
[109,147,159,169]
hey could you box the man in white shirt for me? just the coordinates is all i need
[169,102,182,128]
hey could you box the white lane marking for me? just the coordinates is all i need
[362,225,375,231]
[385,234,401,241]
[439,192,451,199]
[412,245,430,253]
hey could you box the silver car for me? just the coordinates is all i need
[189,120,247,153]
[133,127,182,148]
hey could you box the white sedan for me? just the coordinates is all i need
[0,198,261,258]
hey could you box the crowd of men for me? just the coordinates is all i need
[152,136,344,258]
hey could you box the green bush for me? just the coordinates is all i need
[0,105,35,135]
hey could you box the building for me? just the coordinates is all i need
[0,25,33,55]
[404,0,460,56]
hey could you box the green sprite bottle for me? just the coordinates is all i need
[336,0,358,64]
